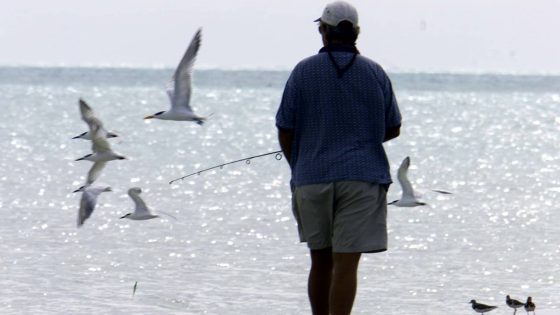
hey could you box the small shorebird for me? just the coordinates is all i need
[76,185,112,227]
[524,296,536,315]
[506,295,525,314]
[73,99,118,140]
[470,300,498,314]
[120,187,176,221]
[388,156,451,207]
[144,28,208,125]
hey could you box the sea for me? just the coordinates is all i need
[0,66,559,315]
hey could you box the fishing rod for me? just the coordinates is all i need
[169,150,283,184]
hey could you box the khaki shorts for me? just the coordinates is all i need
[292,181,387,253]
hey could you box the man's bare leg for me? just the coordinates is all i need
[308,248,333,315]
[330,252,361,315]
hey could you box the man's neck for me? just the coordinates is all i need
[328,39,353,45]
[319,44,359,54]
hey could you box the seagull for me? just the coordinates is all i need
[470,300,498,314]
[388,156,451,207]
[120,187,176,221]
[73,99,118,140]
[73,161,107,192]
[75,119,126,162]
[76,185,112,227]
[524,297,535,315]
[144,28,208,124]
[506,295,525,315]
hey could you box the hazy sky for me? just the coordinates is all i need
[2,0,560,73]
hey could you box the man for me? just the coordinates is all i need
[275,2,401,314]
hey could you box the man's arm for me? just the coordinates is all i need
[384,125,400,142]
[278,129,294,167]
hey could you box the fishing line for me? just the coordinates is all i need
[169,150,283,184]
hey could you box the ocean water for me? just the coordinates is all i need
[1,67,559,315]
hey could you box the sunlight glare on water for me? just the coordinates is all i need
[0,68,559,314]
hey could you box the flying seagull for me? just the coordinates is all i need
[144,28,208,124]
[388,156,451,207]
[120,187,176,221]
[76,185,112,227]
[75,119,126,162]
[73,99,118,140]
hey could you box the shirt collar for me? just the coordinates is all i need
[319,44,359,54]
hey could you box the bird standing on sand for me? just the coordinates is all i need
[470,300,498,314]
[524,296,536,315]
[144,29,208,124]
[506,295,525,315]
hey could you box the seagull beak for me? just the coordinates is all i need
[144,115,155,120]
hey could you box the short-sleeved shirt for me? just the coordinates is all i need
[276,45,401,186]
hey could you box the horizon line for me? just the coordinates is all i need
[0,63,559,77]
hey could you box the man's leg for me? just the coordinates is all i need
[330,252,362,315]
[309,247,333,315]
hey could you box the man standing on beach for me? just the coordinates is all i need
[275,2,401,314]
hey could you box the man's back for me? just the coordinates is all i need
[276,46,401,186]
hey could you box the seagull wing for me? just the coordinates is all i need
[79,99,106,133]
[78,188,103,227]
[166,79,175,104]
[91,122,112,153]
[171,28,201,113]
[86,161,107,185]
[79,99,97,126]
[129,192,151,216]
[79,99,117,138]
[397,156,415,199]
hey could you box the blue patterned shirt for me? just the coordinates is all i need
[276,45,401,186]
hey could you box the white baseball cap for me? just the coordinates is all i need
[314,1,359,28]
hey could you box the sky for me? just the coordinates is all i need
[2,0,560,74]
